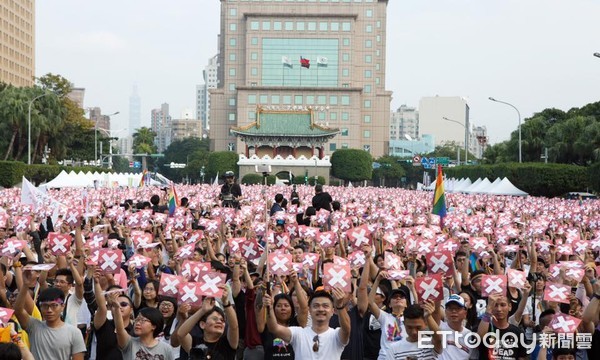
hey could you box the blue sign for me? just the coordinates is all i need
[421,157,429,166]
[134,161,141,168]
[429,158,436,166]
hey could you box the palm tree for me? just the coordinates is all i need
[132,127,157,154]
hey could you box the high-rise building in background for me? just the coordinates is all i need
[129,85,141,136]
[172,109,203,142]
[210,0,392,157]
[151,103,172,153]
[471,125,488,159]
[419,96,470,146]
[0,0,35,86]
[390,105,418,141]
[196,54,219,132]
[67,87,85,109]
[89,107,111,131]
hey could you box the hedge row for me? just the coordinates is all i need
[0,161,108,188]
[443,163,593,197]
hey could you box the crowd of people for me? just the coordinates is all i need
[0,171,598,360]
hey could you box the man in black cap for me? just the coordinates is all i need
[312,184,333,212]
[220,171,242,208]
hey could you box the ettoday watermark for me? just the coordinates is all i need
[417,331,592,354]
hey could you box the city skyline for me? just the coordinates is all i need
[36,0,600,145]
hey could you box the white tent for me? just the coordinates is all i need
[464,178,492,194]
[485,177,528,196]
[460,178,482,193]
[453,178,472,192]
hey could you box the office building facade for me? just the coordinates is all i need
[0,0,34,86]
[390,105,418,141]
[210,0,392,157]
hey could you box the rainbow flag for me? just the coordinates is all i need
[431,165,447,226]
[168,182,180,217]
[139,169,148,187]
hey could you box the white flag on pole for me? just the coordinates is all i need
[316,56,328,66]
[213,172,219,186]
[281,56,293,68]
[21,177,45,210]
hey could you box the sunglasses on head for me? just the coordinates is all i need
[313,335,319,352]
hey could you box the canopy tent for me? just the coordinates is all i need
[464,178,492,194]
[484,177,528,196]
[40,171,170,189]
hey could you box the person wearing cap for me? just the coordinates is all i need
[220,171,242,208]
[437,294,471,360]
[312,184,333,212]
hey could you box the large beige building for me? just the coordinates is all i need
[0,0,35,86]
[210,0,392,157]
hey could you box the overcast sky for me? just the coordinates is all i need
[36,0,600,144]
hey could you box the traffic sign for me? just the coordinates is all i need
[412,155,421,167]
[150,154,165,158]
[129,161,134,168]
[133,161,141,168]
[421,157,429,167]
[428,158,436,166]
[436,157,449,166]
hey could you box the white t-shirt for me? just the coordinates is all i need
[377,311,406,360]
[386,337,439,360]
[289,326,347,359]
[63,292,83,327]
[438,321,471,360]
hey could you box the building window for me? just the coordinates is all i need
[229,83,236,91]
[343,38,350,46]
[229,68,236,76]
[366,9,373,17]
[230,23,237,31]
[341,128,349,136]
[366,24,372,32]
[230,38,236,46]
[251,67,258,76]
[364,100,371,108]
[251,21,259,30]
[376,63,380,70]
[251,37,258,45]
[366,40,372,48]
[271,95,280,104]
[363,144,371,152]
[342,53,349,62]
[248,95,256,104]
[330,143,337,151]
[283,95,292,104]
[308,22,317,31]
[230,8,237,16]
[364,130,371,138]
[319,22,328,31]
[365,70,372,78]
[228,113,236,121]
[260,95,268,104]
[377,20,381,28]
[317,95,326,105]
[318,112,326,120]
[364,84,371,93]
[342,112,349,121]
[342,68,349,77]
[306,95,315,104]
[365,54,372,63]
[329,95,338,105]
[295,95,303,105]
[251,52,258,60]
[262,21,271,30]
[341,96,350,105]
[375,77,380,85]
[377,35,381,42]
[297,22,305,31]
[342,143,349,149]
[229,53,236,61]
[285,21,293,30]
[273,21,282,30]
[229,98,236,106]
[364,115,371,123]
[331,22,339,31]
[330,112,337,120]
[228,143,235,151]
[342,22,351,31]
[248,111,256,120]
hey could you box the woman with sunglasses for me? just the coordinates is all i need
[93,270,134,360]
[110,292,174,360]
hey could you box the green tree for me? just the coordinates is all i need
[331,149,372,183]
[160,137,210,182]
[373,155,406,187]
[207,151,238,182]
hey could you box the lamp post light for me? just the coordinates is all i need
[97,127,126,168]
[404,134,414,157]
[489,97,521,163]
[442,117,468,165]
[28,92,55,165]
[594,53,600,58]
[94,111,120,165]
[200,166,205,183]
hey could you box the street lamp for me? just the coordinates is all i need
[594,53,600,58]
[200,166,205,183]
[28,92,55,165]
[404,134,414,157]
[97,127,127,169]
[94,111,119,165]
[489,97,521,163]
[442,117,468,165]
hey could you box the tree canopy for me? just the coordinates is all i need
[331,149,372,182]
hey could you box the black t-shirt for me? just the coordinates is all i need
[477,323,526,360]
[190,335,237,360]
[261,317,299,359]
[312,192,333,211]
[362,309,382,360]
[329,306,364,360]
[95,319,134,360]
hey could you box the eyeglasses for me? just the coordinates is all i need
[160,302,174,308]
[207,316,225,323]
[134,317,151,324]
[55,279,70,285]
[312,335,319,352]
[40,302,62,311]
[119,302,130,308]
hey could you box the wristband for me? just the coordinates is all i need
[481,312,492,323]
[12,262,22,268]
[223,303,232,308]
[593,293,600,300]
[336,305,346,310]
